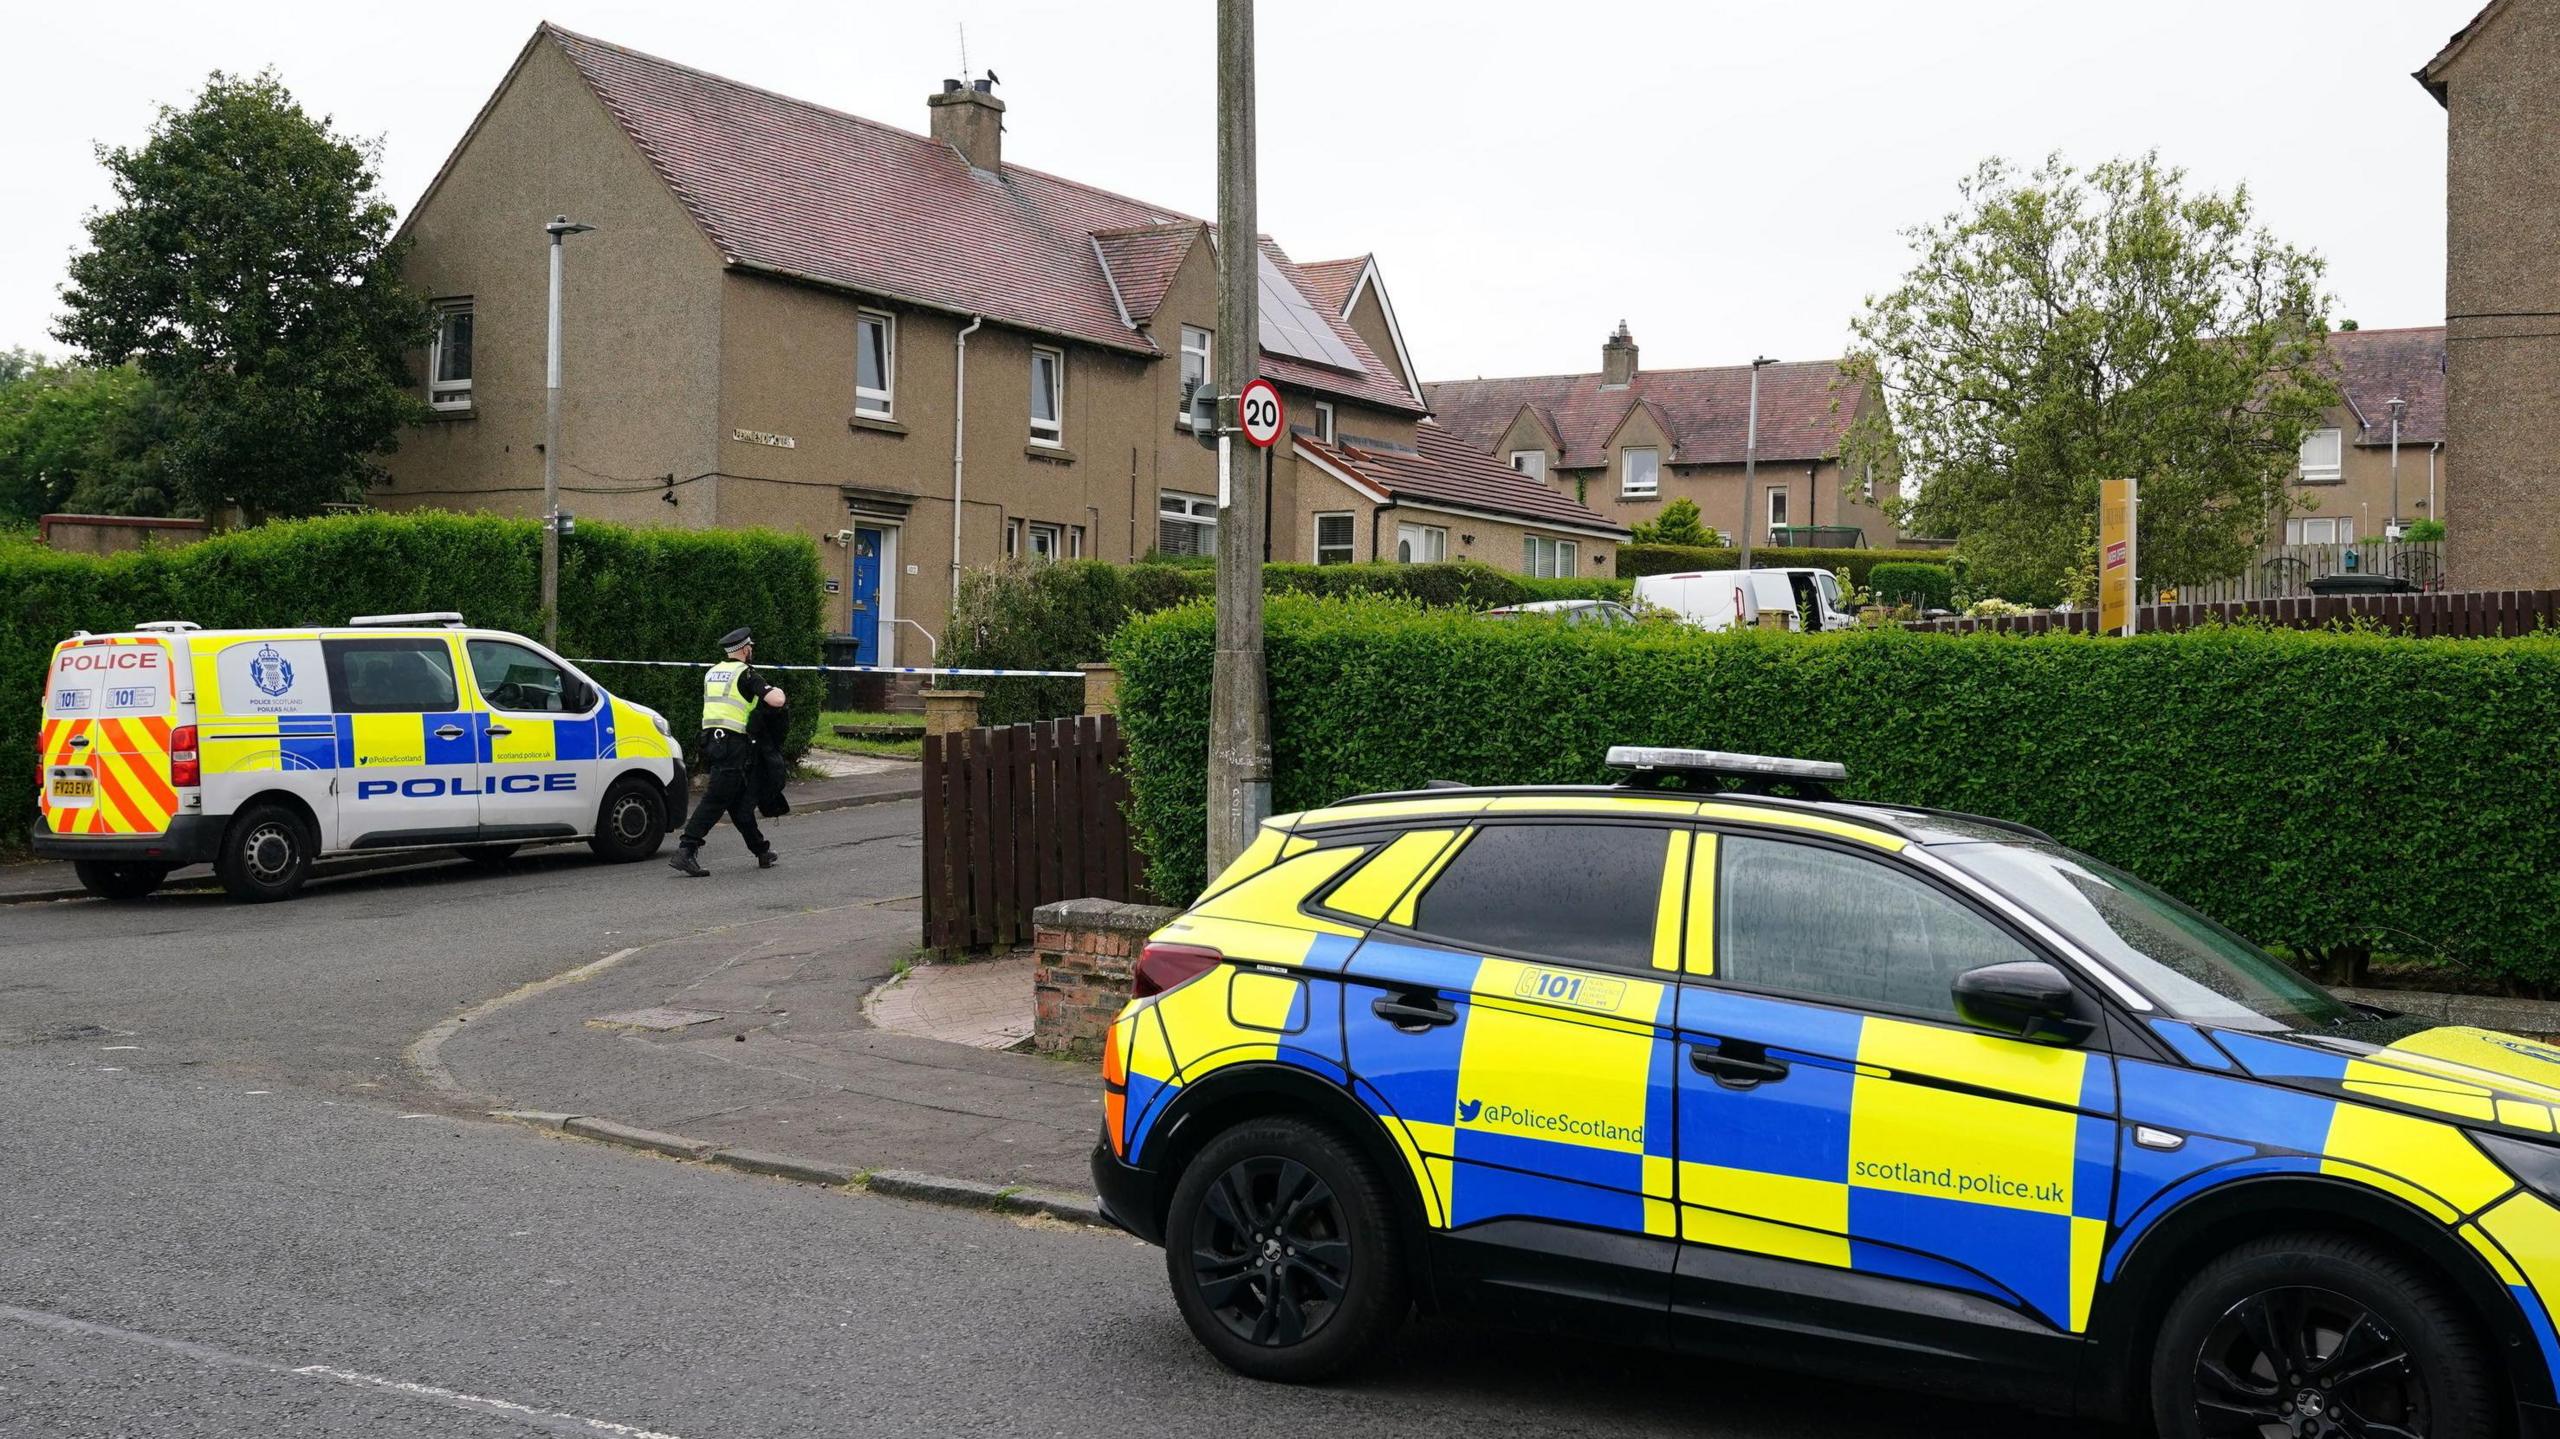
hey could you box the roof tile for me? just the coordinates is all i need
[1297,427,1629,535]
[1425,359,1862,467]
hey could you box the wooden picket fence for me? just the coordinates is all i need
[1904,588,2560,638]
[921,714,1148,951]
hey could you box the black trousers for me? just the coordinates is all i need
[680,732,769,854]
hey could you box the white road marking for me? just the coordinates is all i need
[0,1303,686,1439]
[99,1044,140,1051]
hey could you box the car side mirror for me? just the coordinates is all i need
[1951,961,2094,1046]
[562,678,595,714]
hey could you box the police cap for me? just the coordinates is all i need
[720,627,755,652]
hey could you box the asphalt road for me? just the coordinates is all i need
[0,801,2038,1436]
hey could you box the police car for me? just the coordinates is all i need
[34,613,684,902]
[1094,748,2560,1437]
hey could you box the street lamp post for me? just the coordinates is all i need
[2385,396,2406,541]
[1739,356,1776,569]
[542,215,597,649]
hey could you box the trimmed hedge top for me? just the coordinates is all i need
[1113,595,2560,990]
[1618,542,1958,583]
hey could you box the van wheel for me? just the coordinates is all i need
[217,802,314,903]
[74,862,169,901]
[1164,1117,1409,1382]
[589,777,665,862]
[2150,1232,2495,1439]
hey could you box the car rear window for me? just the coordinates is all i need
[1404,822,1673,972]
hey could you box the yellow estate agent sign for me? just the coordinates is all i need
[2099,478,2137,635]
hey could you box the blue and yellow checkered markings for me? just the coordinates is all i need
[2148,1018,2237,1071]
[1676,985,1866,1061]
[2120,1055,2341,1158]
[2103,1132,2275,1281]
[2465,1194,2560,1385]
[1119,960,1355,1166]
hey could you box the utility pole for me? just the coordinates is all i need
[1204,0,1269,878]
[1739,356,1775,568]
[2386,395,2406,540]
[542,215,596,649]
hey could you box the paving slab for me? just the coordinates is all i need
[433,897,1098,1198]
[865,955,1037,1051]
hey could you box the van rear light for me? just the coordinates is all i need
[1132,943,1223,999]
[169,725,199,788]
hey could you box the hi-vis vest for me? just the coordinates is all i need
[700,660,753,733]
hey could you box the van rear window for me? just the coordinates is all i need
[48,641,172,718]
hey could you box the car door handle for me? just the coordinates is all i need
[1372,995,1457,1030]
[1690,1044,1789,1087]
[484,724,512,737]
[433,724,466,741]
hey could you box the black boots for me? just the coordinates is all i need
[757,849,780,869]
[668,846,708,878]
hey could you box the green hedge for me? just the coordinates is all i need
[948,560,1594,723]
[1114,596,2560,989]
[1618,543,1957,584]
[4,511,824,843]
[1867,561,1956,612]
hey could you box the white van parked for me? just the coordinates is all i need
[1632,568,1858,632]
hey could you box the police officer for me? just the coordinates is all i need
[670,627,784,877]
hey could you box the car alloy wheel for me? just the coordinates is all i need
[2191,1285,2424,1438]
[1187,1154,1355,1348]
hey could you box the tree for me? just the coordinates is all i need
[1840,153,2339,599]
[1627,497,1725,547]
[54,71,430,520]
[0,361,184,521]
[0,348,44,386]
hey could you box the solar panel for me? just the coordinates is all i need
[1257,252,1365,373]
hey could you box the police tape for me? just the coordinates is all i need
[567,657,1089,679]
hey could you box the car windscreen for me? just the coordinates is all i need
[1940,841,2349,1032]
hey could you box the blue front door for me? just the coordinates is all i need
[851,527,884,664]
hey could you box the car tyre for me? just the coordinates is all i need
[216,802,314,903]
[74,861,169,902]
[2150,1231,2495,1439]
[1164,1116,1409,1382]
[588,776,666,862]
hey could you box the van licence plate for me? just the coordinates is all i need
[48,767,94,804]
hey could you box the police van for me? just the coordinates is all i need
[34,613,685,902]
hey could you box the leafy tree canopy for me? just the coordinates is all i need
[1628,497,1724,547]
[1841,153,2339,598]
[54,70,429,520]
[0,360,184,521]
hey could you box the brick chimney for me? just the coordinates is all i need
[1601,320,1638,388]
[929,77,1005,173]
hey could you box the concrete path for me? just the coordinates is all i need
[866,956,1038,1051]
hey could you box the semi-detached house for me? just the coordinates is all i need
[379,25,1629,664]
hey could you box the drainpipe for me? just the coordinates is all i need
[950,315,985,599]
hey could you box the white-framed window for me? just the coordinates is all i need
[1509,449,1547,481]
[2298,426,2343,484]
[428,300,474,410]
[1862,461,1876,504]
[1029,345,1065,446]
[1395,523,1447,564]
[1523,535,1578,578]
[1179,326,1213,426]
[1159,491,1217,557]
[1767,487,1790,537]
[1026,521,1064,561]
[856,309,895,419]
[1069,525,1085,558]
[1312,400,1336,444]
[2284,516,2356,545]
[1620,447,1659,499]
[1314,512,1356,565]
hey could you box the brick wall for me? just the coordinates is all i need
[1030,898,1177,1058]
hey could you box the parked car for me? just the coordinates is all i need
[1094,746,2560,1437]
[1634,567,1856,631]
[1477,599,1639,627]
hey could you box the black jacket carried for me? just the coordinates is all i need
[746,694,793,817]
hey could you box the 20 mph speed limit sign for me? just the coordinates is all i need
[1239,378,1284,448]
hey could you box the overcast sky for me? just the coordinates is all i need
[1,0,2469,380]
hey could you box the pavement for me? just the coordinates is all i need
[0,757,918,904]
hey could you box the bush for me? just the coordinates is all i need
[1115,596,2560,991]
[2,510,824,843]
[1866,561,1955,612]
[2404,519,2446,542]
[1618,543,1958,585]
